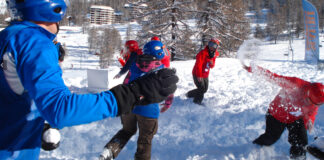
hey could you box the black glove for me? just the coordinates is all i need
[110,68,179,115]
[41,123,61,151]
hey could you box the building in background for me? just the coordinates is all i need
[90,5,115,25]
[114,11,123,23]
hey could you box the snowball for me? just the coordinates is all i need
[43,128,61,144]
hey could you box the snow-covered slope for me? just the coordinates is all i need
[39,26,324,160]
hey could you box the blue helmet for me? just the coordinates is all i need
[143,40,165,60]
[7,0,67,22]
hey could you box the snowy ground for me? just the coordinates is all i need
[39,25,324,160]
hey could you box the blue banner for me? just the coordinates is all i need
[302,0,320,63]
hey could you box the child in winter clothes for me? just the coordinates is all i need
[187,38,220,104]
[115,40,143,82]
[243,65,324,159]
[100,40,174,160]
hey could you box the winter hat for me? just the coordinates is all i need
[125,40,139,52]
[151,36,160,41]
[8,0,67,22]
[307,82,324,105]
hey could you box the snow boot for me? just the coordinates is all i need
[290,146,306,160]
[99,147,114,160]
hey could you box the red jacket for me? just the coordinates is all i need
[251,66,319,128]
[118,49,143,67]
[192,46,218,78]
[161,48,171,68]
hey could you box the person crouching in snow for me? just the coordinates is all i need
[243,65,324,160]
[186,38,220,105]
[100,40,175,160]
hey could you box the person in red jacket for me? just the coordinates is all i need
[186,38,220,104]
[117,40,142,67]
[115,40,143,83]
[243,65,324,159]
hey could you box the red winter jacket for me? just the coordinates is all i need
[250,66,319,128]
[118,49,143,67]
[161,48,171,68]
[192,46,218,78]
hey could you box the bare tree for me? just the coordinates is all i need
[195,0,250,57]
[88,27,122,68]
[128,0,196,60]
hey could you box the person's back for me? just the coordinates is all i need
[0,18,119,160]
[0,9,70,159]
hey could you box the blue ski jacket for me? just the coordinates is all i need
[128,59,165,119]
[0,21,119,160]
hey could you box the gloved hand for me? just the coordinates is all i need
[110,68,179,115]
[160,103,171,113]
[114,73,122,79]
[242,64,252,72]
[41,123,61,151]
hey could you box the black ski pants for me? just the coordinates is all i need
[105,113,158,160]
[253,113,308,159]
[187,75,209,104]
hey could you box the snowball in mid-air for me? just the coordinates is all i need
[237,38,262,66]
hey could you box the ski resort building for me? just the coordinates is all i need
[90,5,115,25]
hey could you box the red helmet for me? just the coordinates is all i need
[210,38,220,46]
[306,82,324,105]
[125,40,139,53]
[151,36,160,41]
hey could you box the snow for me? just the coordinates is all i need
[39,25,324,160]
[309,136,324,152]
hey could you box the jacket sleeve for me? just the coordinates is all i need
[209,57,216,69]
[118,52,137,76]
[194,51,204,78]
[302,105,318,129]
[118,57,126,66]
[16,35,118,129]
[252,66,307,89]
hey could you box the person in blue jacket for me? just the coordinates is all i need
[0,1,178,160]
[99,41,174,160]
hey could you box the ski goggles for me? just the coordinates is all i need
[208,41,218,50]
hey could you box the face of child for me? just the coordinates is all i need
[208,41,218,58]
